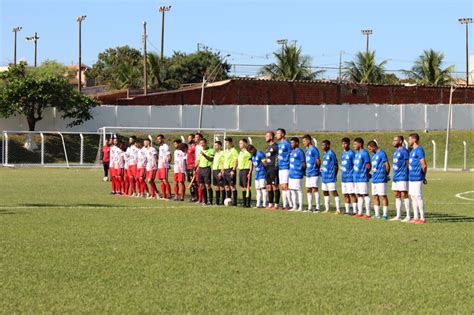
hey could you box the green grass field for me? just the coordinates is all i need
[0,168,473,313]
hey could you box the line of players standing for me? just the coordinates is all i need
[99,129,428,224]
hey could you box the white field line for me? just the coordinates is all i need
[455,191,474,201]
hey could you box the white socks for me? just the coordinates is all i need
[404,198,411,219]
[357,197,364,215]
[282,190,288,208]
[307,193,313,210]
[374,205,380,217]
[262,190,268,207]
[364,196,371,216]
[395,198,402,218]
[324,196,330,211]
[314,192,320,210]
[345,203,350,213]
[297,191,303,210]
[415,195,425,220]
[383,206,388,217]
[290,190,297,210]
[334,196,340,212]
[352,202,358,214]
[411,196,419,220]
[256,189,262,207]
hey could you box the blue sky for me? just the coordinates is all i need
[1,0,472,78]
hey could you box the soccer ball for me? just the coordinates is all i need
[224,198,233,206]
[103,176,108,182]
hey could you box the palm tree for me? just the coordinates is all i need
[260,45,323,80]
[147,52,179,91]
[112,60,142,89]
[404,49,454,86]
[344,51,388,84]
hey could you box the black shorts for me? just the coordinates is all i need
[198,167,211,185]
[213,170,224,186]
[265,166,279,186]
[239,169,251,188]
[224,169,236,186]
[186,168,194,182]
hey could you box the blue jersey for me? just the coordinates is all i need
[278,140,292,170]
[289,147,305,179]
[321,149,338,183]
[353,149,371,182]
[252,151,267,180]
[305,145,321,177]
[392,147,409,182]
[340,149,355,183]
[371,149,389,184]
[409,145,426,181]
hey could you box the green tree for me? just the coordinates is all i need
[0,62,98,131]
[169,50,230,84]
[87,46,143,89]
[147,53,180,91]
[404,49,454,86]
[344,51,389,84]
[260,45,322,80]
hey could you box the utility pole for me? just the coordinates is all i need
[12,26,22,65]
[26,32,39,67]
[159,5,172,60]
[143,21,148,95]
[458,18,472,86]
[276,39,288,54]
[361,29,373,53]
[338,50,344,83]
[77,15,86,93]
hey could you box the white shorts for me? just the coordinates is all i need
[354,182,369,195]
[409,181,423,196]
[341,182,355,195]
[392,181,408,192]
[371,183,387,196]
[255,178,266,189]
[322,182,337,192]
[279,169,289,185]
[288,178,302,190]
[305,176,320,188]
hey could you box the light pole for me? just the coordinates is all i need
[143,21,148,95]
[361,29,373,53]
[77,15,86,93]
[276,39,288,53]
[458,18,472,86]
[26,32,39,67]
[159,5,172,60]
[12,26,22,65]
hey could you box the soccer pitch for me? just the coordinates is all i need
[0,168,473,313]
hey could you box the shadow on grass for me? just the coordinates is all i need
[427,212,474,223]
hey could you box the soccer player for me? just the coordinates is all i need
[276,128,293,209]
[367,141,390,219]
[109,137,120,194]
[144,138,159,199]
[195,133,204,203]
[100,138,111,181]
[321,140,340,213]
[408,133,427,224]
[156,134,172,200]
[197,138,215,205]
[302,134,321,212]
[117,143,128,195]
[288,137,305,211]
[212,140,225,205]
[136,140,148,197]
[249,144,267,208]
[186,134,197,202]
[391,135,410,221]
[264,131,280,209]
[173,139,187,201]
[353,138,372,218]
[126,136,139,196]
[223,137,239,206]
[238,138,252,207]
[341,137,357,215]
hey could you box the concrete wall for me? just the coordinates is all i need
[1,104,472,132]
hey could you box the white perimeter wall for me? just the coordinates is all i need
[0,104,472,132]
